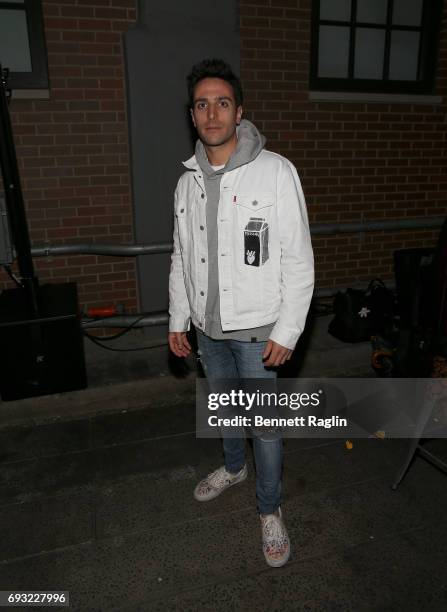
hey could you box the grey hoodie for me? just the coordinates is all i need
[194,119,275,341]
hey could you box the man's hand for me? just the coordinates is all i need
[262,340,293,367]
[168,332,192,358]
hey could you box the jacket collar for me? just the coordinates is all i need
[182,155,199,171]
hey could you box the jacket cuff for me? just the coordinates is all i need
[169,315,191,333]
[269,323,301,351]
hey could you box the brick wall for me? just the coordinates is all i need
[2,0,446,311]
[4,0,138,311]
[240,0,447,288]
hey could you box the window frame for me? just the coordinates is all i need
[0,0,49,89]
[309,0,443,95]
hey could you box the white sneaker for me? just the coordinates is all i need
[260,507,290,567]
[193,465,248,501]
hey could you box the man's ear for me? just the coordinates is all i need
[236,105,243,126]
[190,108,196,128]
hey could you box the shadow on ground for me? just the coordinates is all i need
[0,374,446,611]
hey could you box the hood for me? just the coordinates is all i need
[193,119,266,177]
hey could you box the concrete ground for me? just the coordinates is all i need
[0,316,446,611]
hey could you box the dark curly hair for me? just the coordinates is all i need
[187,58,243,108]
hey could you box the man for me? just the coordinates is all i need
[168,59,314,567]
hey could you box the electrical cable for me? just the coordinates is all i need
[81,296,334,353]
[83,332,168,352]
[83,314,147,341]
[82,314,168,351]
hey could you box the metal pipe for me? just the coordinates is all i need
[31,242,173,257]
[73,217,439,331]
[313,282,394,298]
[31,217,444,259]
[311,217,443,235]
[81,278,395,329]
[82,312,168,329]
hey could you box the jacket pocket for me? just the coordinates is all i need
[235,192,275,213]
[235,193,275,268]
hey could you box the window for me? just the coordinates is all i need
[310,0,442,94]
[0,0,48,89]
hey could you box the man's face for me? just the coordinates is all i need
[190,77,242,148]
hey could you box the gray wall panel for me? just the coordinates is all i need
[124,0,240,328]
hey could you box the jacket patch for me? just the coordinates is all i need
[244,218,269,266]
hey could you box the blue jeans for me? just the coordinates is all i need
[196,330,283,515]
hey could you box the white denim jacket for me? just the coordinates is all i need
[168,148,314,349]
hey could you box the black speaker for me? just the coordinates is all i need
[394,248,435,329]
[0,283,87,401]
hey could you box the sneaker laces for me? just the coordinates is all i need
[208,467,232,488]
[262,514,287,548]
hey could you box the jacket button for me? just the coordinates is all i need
[201,193,205,199]
[200,291,204,296]
[200,225,204,230]
[180,208,184,213]
[201,257,205,263]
